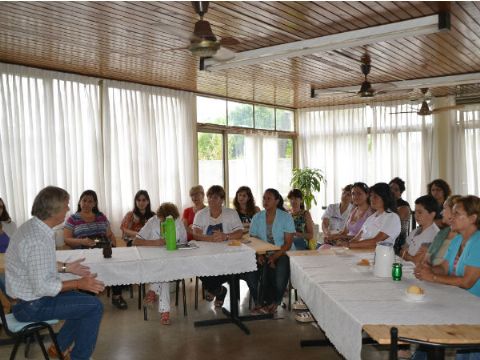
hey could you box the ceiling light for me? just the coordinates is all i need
[203,12,450,71]
[311,72,480,98]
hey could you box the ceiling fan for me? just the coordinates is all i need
[390,88,464,116]
[152,1,239,63]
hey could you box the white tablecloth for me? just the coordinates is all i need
[290,250,480,360]
[57,241,257,286]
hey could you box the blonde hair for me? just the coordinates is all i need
[189,185,204,197]
[444,195,462,209]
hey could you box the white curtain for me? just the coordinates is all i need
[298,105,369,222]
[103,80,196,233]
[370,100,434,204]
[452,104,480,195]
[298,101,434,222]
[0,63,101,224]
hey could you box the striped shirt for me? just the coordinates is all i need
[5,217,62,301]
[64,212,110,240]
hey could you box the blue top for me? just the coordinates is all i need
[250,209,296,247]
[444,230,480,297]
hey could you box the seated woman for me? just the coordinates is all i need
[120,190,155,246]
[325,182,373,246]
[287,189,314,250]
[64,190,127,310]
[134,202,187,325]
[192,185,244,307]
[349,183,401,249]
[182,185,206,241]
[321,185,353,236]
[416,195,480,295]
[0,197,17,238]
[389,177,412,253]
[399,195,440,264]
[415,195,480,360]
[233,186,260,233]
[428,179,452,228]
[424,195,461,266]
[250,188,295,314]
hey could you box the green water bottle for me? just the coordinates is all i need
[162,215,177,251]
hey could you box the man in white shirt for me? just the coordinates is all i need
[192,185,243,306]
[6,186,105,360]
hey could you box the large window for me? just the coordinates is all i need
[197,96,295,206]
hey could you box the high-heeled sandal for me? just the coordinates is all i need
[161,312,170,325]
[144,290,157,306]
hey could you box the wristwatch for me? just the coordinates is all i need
[61,263,67,273]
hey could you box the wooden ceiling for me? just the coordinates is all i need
[1,1,480,108]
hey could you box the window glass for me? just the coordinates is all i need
[276,109,294,131]
[255,106,275,130]
[198,132,224,189]
[197,96,226,125]
[228,101,253,127]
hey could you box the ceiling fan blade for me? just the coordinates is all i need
[219,37,240,46]
[151,23,197,42]
[212,47,236,61]
[432,105,465,113]
[389,111,417,114]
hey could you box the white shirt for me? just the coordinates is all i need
[137,216,187,245]
[360,211,401,245]
[5,217,62,301]
[406,223,439,256]
[192,207,243,236]
[1,220,17,238]
[321,203,353,232]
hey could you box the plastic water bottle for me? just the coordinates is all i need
[162,215,177,251]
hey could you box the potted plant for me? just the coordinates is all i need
[290,167,325,210]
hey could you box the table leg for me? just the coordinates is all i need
[194,274,273,334]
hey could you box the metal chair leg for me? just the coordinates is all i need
[390,327,398,360]
[175,280,180,306]
[34,331,49,360]
[10,338,21,360]
[195,277,199,310]
[182,279,187,317]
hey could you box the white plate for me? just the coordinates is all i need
[404,289,426,302]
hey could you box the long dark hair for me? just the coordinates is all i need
[370,183,397,213]
[233,186,257,217]
[265,188,286,211]
[133,190,155,225]
[427,179,452,201]
[77,190,102,215]
[0,198,12,222]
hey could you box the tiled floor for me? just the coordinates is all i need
[0,281,392,360]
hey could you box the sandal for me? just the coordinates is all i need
[112,295,128,310]
[161,312,170,325]
[214,286,228,307]
[292,299,308,310]
[259,303,278,315]
[295,311,315,323]
[144,290,157,306]
[47,344,71,360]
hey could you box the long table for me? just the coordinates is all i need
[289,248,480,360]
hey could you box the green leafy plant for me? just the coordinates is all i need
[290,168,326,210]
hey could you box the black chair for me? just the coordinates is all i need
[389,326,480,360]
[0,301,63,360]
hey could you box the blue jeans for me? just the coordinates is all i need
[412,350,480,360]
[13,291,103,360]
[261,254,290,306]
